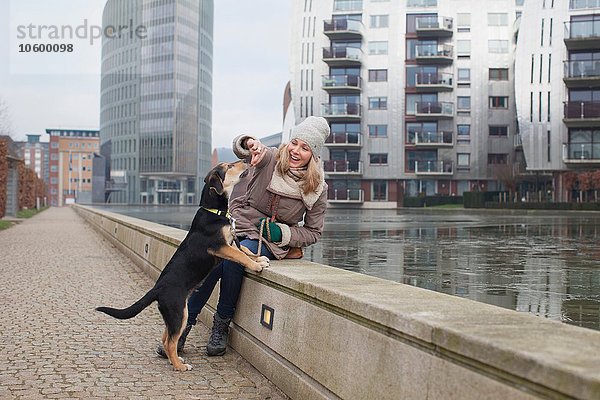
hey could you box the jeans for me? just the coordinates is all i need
[186,238,274,325]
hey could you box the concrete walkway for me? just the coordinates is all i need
[0,207,287,399]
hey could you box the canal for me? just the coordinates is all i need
[95,205,600,331]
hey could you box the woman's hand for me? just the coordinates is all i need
[246,138,266,166]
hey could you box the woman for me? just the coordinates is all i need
[157,116,330,358]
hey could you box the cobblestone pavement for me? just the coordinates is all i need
[0,207,288,399]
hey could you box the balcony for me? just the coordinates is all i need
[564,20,600,50]
[415,16,453,38]
[563,101,600,127]
[323,46,363,66]
[407,131,453,147]
[563,60,600,87]
[415,44,453,64]
[414,160,453,175]
[415,72,453,92]
[562,143,600,164]
[325,132,362,148]
[514,134,523,148]
[322,74,362,93]
[322,103,362,119]
[324,19,364,40]
[328,188,364,203]
[414,101,454,120]
[323,160,363,175]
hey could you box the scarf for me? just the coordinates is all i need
[268,165,325,210]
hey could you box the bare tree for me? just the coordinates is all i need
[0,97,13,136]
[492,163,522,203]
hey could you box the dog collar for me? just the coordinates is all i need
[201,207,236,230]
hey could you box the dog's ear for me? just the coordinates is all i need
[204,168,224,195]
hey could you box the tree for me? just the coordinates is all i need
[0,97,13,137]
[579,172,594,202]
[492,163,522,202]
[563,171,578,202]
[593,170,600,202]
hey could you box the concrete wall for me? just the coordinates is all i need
[73,204,600,400]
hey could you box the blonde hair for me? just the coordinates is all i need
[276,144,323,194]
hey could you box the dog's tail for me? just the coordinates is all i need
[96,289,157,320]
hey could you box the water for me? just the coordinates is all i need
[94,205,600,331]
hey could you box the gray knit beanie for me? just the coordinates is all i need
[289,116,330,159]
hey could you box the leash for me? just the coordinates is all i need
[256,216,274,257]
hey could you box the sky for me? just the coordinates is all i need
[0,0,291,149]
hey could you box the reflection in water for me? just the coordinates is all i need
[95,206,600,331]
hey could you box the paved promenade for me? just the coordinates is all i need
[0,207,287,399]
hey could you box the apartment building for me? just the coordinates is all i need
[289,0,524,207]
[515,0,600,201]
[100,0,214,204]
[46,129,100,206]
[16,134,49,184]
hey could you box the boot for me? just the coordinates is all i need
[206,313,231,356]
[155,324,193,359]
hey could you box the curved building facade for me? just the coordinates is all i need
[515,0,600,201]
[100,0,213,204]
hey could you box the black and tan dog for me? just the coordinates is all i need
[96,161,269,371]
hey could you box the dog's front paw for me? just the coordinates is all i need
[249,257,269,272]
[173,363,192,372]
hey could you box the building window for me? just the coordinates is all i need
[457,96,471,110]
[369,125,388,137]
[489,96,509,108]
[489,125,509,136]
[488,13,508,26]
[457,40,471,56]
[333,0,364,12]
[368,69,388,82]
[370,15,389,28]
[489,68,509,80]
[489,40,509,53]
[407,0,437,7]
[368,41,388,55]
[369,153,388,165]
[457,153,470,168]
[369,97,388,110]
[372,180,388,201]
[457,68,470,82]
[488,153,508,164]
[457,13,471,31]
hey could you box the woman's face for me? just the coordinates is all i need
[287,139,312,168]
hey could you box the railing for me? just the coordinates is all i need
[415,44,453,58]
[415,72,453,86]
[562,142,600,160]
[563,60,600,79]
[323,19,363,35]
[415,15,453,30]
[325,132,362,146]
[563,101,600,119]
[323,46,363,62]
[328,189,364,202]
[323,160,363,174]
[414,160,453,174]
[333,0,363,11]
[322,103,362,117]
[564,19,600,40]
[570,0,600,10]
[415,101,454,117]
[322,74,362,89]
[408,131,453,145]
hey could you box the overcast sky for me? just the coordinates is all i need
[0,0,291,148]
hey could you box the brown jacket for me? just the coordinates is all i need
[229,135,328,259]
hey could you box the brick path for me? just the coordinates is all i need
[0,207,287,399]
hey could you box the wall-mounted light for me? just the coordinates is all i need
[261,304,274,330]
